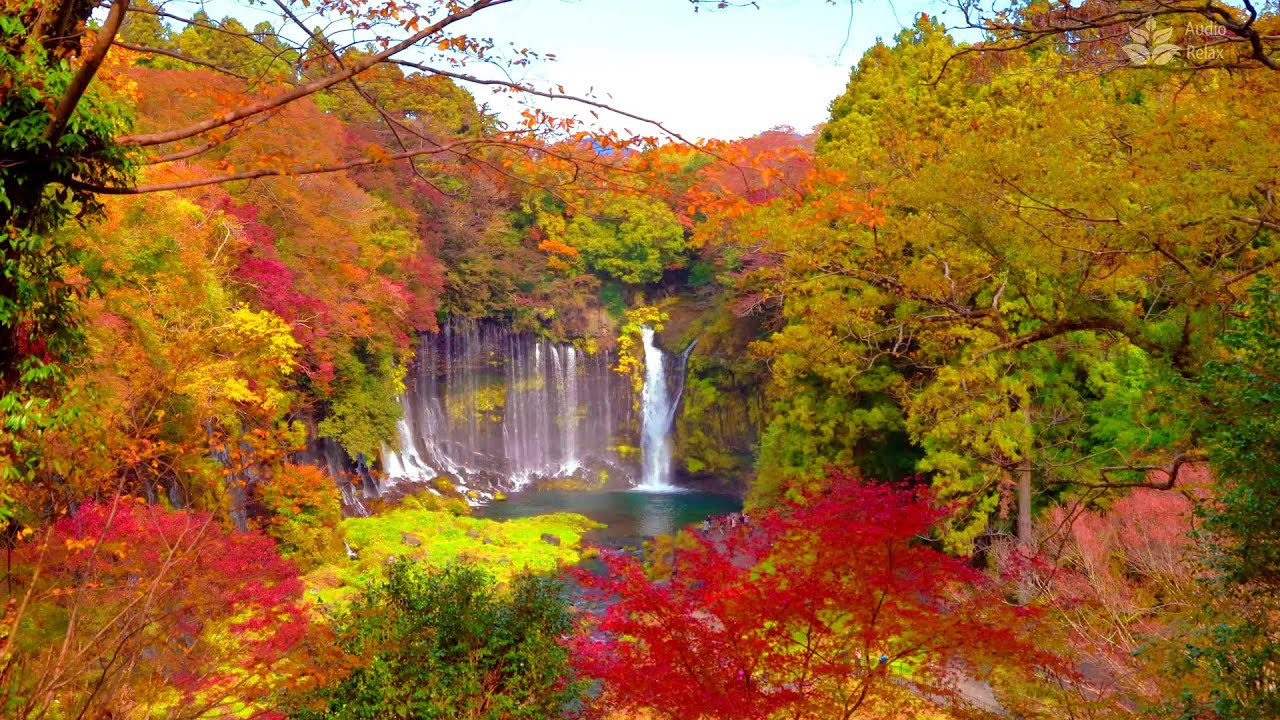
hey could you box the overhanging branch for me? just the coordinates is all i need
[114,0,512,148]
[45,0,130,145]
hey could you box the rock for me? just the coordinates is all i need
[401,532,422,547]
[540,533,561,547]
[466,528,481,539]
[483,537,496,545]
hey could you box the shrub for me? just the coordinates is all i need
[289,561,589,719]
[258,462,345,570]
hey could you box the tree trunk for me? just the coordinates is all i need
[1017,402,1034,549]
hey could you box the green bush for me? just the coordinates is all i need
[318,347,405,460]
[288,561,589,719]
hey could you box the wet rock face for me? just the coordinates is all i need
[381,320,638,495]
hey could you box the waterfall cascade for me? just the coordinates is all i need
[637,327,696,492]
[381,321,630,495]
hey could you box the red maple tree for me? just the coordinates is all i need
[3,498,329,718]
[571,472,1066,719]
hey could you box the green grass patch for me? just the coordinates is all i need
[303,507,603,606]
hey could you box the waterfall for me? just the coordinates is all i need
[562,346,580,473]
[381,319,631,494]
[638,327,677,491]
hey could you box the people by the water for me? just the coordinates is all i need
[700,511,750,535]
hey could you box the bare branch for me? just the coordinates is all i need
[390,59,705,149]
[113,41,253,80]
[72,135,513,193]
[143,114,276,165]
[1064,452,1207,490]
[115,0,512,148]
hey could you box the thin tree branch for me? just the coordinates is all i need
[115,0,512,148]
[73,135,513,193]
[113,41,252,80]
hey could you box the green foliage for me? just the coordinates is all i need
[753,372,914,507]
[171,11,296,83]
[1185,279,1280,719]
[290,561,589,720]
[1,0,136,484]
[676,355,762,481]
[685,259,715,287]
[599,281,627,319]
[1200,280,1280,588]
[551,193,687,285]
[318,347,405,460]
[722,14,1275,549]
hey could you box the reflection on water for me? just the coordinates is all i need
[476,489,742,546]
[638,493,674,539]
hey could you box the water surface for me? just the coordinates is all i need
[477,488,742,547]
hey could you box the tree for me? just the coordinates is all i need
[257,462,346,570]
[13,191,312,522]
[955,0,1280,74]
[0,498,320,718]
[549,193,687,285]
[289,560,588,720]
[1002,486,1202,711]
[721,15,1275,546]
[694,1,1280,74]
[1185,278,1280,719]
[1,0,136,485]
[571,471,1065,719]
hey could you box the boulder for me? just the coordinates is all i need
[540,533,561,547]
[401,532,423,547]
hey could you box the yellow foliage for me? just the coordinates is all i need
[615,305,668,395]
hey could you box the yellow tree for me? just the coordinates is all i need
[729,16,1280,547]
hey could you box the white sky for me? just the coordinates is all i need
[459,0,945,140]
[189,0,953,140]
